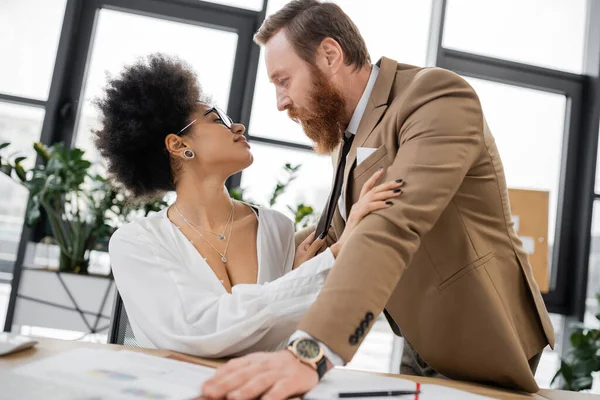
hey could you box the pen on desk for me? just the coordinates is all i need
[338,390,421,398]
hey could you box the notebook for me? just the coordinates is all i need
[305,368,496,400]
[0,333,37,356]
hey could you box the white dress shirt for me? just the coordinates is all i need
[290,65,381,367]
[109,206,335,358]
[338,64,380,221]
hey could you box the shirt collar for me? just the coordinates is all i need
[345,64,380,136]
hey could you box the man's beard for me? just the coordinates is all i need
[287,67,348,154]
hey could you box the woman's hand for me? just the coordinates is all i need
[293,232,326,269]
[330,168,403,257]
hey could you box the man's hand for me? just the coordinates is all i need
[201,350,320,400]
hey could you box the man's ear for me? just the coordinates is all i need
[319,37,344,73]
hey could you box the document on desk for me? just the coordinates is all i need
[13,348,214,400]
[305,369,496,400]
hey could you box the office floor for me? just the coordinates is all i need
[1,282,597,393]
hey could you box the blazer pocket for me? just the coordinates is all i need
[353,145,388,179]
[437,252,495,292]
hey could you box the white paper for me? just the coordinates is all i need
[357,147,377,166]
[0,333,37,356]
[512,215,520,232]
[305,368,495,400]
[14,348,214,400]
[521,236,536,254]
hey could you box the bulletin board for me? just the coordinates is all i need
[508,188,550,293]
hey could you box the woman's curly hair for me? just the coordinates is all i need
[94,53,206,198]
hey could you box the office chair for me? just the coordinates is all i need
[108,290,138,347]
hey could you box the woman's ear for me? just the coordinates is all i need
[165,134,187,158]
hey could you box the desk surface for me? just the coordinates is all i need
[1,337,597,400]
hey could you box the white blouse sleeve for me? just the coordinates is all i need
[108,221,335,358]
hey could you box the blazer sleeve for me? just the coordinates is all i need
[297,68,484,362]
[109,221,335,358]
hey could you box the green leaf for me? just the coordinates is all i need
[229,187,245,201]
[14,163,27,182]
[25,198,41,227]
[571,376,593,391]
[14,156,27,165]
[33,142,50,162]
[571,331,585,347]
[0,142,10,151]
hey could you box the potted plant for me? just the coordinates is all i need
[552,294,600,391]
[0,140,167,335]
[230,163,319,231]
[0,141,167,274]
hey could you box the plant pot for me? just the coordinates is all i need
[10,267,115,335]
[58,250,90,275]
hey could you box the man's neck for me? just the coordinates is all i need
[341,64,373,121]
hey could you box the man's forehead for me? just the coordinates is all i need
[264,30,296,78]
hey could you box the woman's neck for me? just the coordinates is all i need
[174,174,233,229]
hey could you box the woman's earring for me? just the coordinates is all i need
[183,149,195,160]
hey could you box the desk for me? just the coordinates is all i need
[1,338,596,400]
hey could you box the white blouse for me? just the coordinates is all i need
[108,205,335,358]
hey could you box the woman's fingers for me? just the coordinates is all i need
[306,236,326,256]
[299,231,316,251]
[371,179,404,194]
[370,188,403,202]
[359,168,385,198]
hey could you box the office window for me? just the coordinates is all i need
[0,102,45,274]
[587,202,600,329]
[465,77,567,287]
[443,0,587,74]
[249,0,433,145]
[595,144,600,194]
[584,202,600,392]
[73,9,239,165]
[536,313,564,388]
[203,0,263,11]
[0,0,67,100]
[240,142,332,219]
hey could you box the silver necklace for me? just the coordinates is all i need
[174,202,233,241]
[176,203,235,263]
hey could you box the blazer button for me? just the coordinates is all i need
[360,320,369,330]
[365,312,374,322]
[355,327,364,337]
[349,335,358,345]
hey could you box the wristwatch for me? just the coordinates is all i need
[287,337,328,380]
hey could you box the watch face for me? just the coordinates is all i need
[297,339,321,359]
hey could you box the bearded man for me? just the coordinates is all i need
[202,1,555,399]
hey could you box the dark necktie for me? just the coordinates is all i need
[315,133,355,240]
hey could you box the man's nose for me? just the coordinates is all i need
[276,92,292,112]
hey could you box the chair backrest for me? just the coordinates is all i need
[108,290,139,347]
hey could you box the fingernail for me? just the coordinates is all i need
[396,179,403,183]
[393,188,402,193]
[377,167,383,172]
[386,201,393,205]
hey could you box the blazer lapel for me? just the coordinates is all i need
[342,57,398,215]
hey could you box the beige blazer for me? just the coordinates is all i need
[295,57,555,393]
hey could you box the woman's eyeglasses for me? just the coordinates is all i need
[176,106,233,135]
